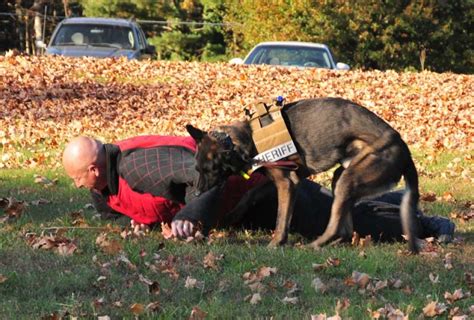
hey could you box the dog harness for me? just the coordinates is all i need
[247,96,299,172]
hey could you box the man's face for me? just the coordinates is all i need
[67,164,105,192]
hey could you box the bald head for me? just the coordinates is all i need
[63,136,102,171]
[63,136,106,190]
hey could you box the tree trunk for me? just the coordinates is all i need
[63,0,70,17]
[15,1,24,52]
[31,0,45,55]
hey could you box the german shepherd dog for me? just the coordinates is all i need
[186,97,420,253]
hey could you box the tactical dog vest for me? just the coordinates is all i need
[247,97,298,169]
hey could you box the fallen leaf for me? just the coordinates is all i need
[335,298,350,313]
[0,274,7,283]
[421,192,437,202]
[258,266,277,278]
[117,254,137,271]
[326,257,341,267]
[248,281,266,293]
[311,277,327,293]
[145,301,160,312]
[429,272,439,284]
[96,233,123,255]
[249,293,262,305]
[0,197,26,222]
[130,303,144,315]
[189,306,207,320]
[444,288,470,304]
[347,271,370,289]
[203,251,223,270]
[443,252,454,270]
[282,296,298,305]
[423,301,447,317]
[185,276,203,289]
[161,222,173,239]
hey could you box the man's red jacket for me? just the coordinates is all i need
[102,135,264,225]
[105,135,196,224]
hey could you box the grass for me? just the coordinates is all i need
[0,151,473,319]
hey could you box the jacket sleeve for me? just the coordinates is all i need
[172,185,223,234]
[107,177,184,225]
[173,173,269,233]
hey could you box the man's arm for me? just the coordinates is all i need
[172,185,223,237]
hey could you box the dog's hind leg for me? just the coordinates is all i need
[266,168,300,247]
[309,146,405,249]
[331,165,345,196]
[308,177,356,249]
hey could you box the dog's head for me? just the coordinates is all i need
[186,124,252,194]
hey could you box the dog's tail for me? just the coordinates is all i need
[401,155,420,254]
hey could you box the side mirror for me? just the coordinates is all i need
[336,62,350,70]
[229,58,244,65]
[35,40,47,49]
[145,44,156,55]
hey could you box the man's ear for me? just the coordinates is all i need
[186,124,207,143]
[89,164,100,177]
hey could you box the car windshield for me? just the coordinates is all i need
[245,45,333,68]
[51,24,136,49]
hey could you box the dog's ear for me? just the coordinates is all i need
[186,124,207,143]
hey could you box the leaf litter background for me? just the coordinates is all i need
[0,54,472,170]
[0,54,473,318]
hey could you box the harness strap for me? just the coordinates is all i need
[260,160,299,171]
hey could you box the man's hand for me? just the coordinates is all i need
[171,219,195,238]
[130,219,150,235]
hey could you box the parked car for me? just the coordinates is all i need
[230,41,350,70]
[36,17,156,59]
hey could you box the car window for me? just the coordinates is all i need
[51,24,136,49]
[246,45,333,68]
[135,25,147,50]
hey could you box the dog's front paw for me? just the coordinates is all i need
[268,237,286,248]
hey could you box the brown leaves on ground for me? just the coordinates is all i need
[444,288,471,304]
[423,301,448,317]
[0,274,7,283]
[25,233,77,256]
[0,197,26,223]
[242,266,278,304]
[312,257,341,271]
[369,304,409,319]
[351,233,373,248]
[184,276,204,289]
[189,306,208,320]
[138,274,160,295]
[95,233,123,255]
[203,251,224,270]
[450,209,474,224]
[0,56,472,174]
[149,255,180,280]
[243,266,278,285]
[160,222,174,239]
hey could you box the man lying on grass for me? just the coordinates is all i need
[62,136,454,244]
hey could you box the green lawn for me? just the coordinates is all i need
[0,151,473,319]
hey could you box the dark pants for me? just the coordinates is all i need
[173,179,424,242]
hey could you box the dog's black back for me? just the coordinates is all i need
[281,98,397,173]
